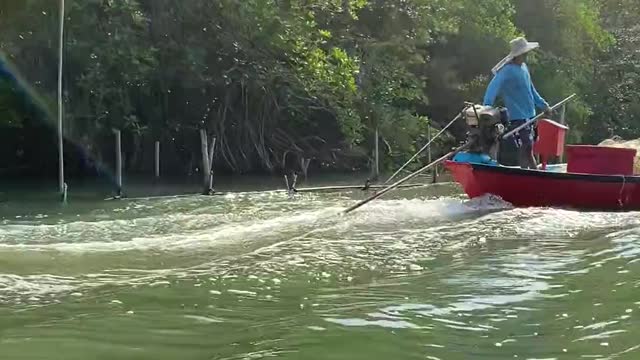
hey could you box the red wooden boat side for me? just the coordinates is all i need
[444,160,640,210]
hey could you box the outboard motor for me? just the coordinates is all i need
[462,104,509,160]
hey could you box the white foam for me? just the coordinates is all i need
[324,317,422,329]
[0,274,79,298]
[184,315,223,323]
[0,207,341,253]
[343,195,511,230]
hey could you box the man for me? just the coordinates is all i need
[483,37,552,169]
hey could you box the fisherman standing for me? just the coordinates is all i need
[483,37,553,169]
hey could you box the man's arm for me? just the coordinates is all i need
[483,71,505,106]
[531,83,549,110]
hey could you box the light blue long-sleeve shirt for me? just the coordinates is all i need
[483,63,548,121]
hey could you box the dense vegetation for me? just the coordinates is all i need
[0,0,637,178]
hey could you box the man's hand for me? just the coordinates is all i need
[544,106,554,117]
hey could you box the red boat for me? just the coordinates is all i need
[445,118,640,211]
[445,161,640,210]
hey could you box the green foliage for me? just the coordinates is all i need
[581,0,640,141]
[0,0,637,175]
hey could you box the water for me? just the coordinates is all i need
[1,182,640,359]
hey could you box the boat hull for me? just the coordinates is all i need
[444,161,640,210]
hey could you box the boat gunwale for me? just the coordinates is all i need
[447,161,640,184]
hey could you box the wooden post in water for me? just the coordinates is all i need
[208,137,216,173]
[154,140,160,179]
[427,125,432,163]
[300,158,311,179]
[427,125,438,183]
[374,126,380,180]
[113,129,123,197]
[57,0,66,198]
[208,137,216,193]
[199,129,212,195]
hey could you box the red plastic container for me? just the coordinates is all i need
[566,145,637,175]
[533,119,569,169]
[534,119,568,157]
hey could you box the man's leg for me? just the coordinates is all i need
[519,144,537,169]
[518,126,537,169]
[498,121,521,166]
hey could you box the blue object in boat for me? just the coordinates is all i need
[452,152,498,166]
[542,163,567,173]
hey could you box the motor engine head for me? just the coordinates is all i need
[462,104,509,158]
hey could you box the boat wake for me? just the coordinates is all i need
[0,194,511,254]
[344,194,512,226]
[6,190,635,306]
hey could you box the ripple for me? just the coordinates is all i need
[324,317,422,329]
[1,186,640,359]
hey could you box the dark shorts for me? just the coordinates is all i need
[498,119,534,166]
[509,119,534,148]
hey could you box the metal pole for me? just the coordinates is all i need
[503,94,577,140]
[57,0,65,195]
[344,142,470,214]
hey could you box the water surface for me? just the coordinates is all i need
[1,182,639,359]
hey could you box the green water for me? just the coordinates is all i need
[1,182,639,359]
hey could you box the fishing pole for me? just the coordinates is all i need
[344,142,470,214]
[384,113,463,185]
[503,93,577,139]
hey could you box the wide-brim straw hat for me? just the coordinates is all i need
[491,37,539,74]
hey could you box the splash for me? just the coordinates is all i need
[344,194,512,228]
